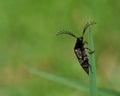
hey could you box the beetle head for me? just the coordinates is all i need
[77,36,83,43]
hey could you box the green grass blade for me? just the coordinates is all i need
[27,67,88,91]
[88,28,97,96]
[26,67,120,96]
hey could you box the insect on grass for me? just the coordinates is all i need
[57,22,96,74]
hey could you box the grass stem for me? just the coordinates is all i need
[88,28,97,96]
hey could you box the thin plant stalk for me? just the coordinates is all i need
[88,28,97,96]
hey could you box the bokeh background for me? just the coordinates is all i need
[0,0,120,96]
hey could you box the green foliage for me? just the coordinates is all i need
[27,67,120,96]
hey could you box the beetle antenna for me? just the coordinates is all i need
[82,21,96,37]
[57,31,78,39]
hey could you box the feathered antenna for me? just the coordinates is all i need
[82,21,96,37]
[56,30,78,39]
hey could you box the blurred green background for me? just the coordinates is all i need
[0,0,120,96]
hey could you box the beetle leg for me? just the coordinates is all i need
[85,48,95,54]
[89,50,95,54]
[85,48,92,51]
[83,41,88,45]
